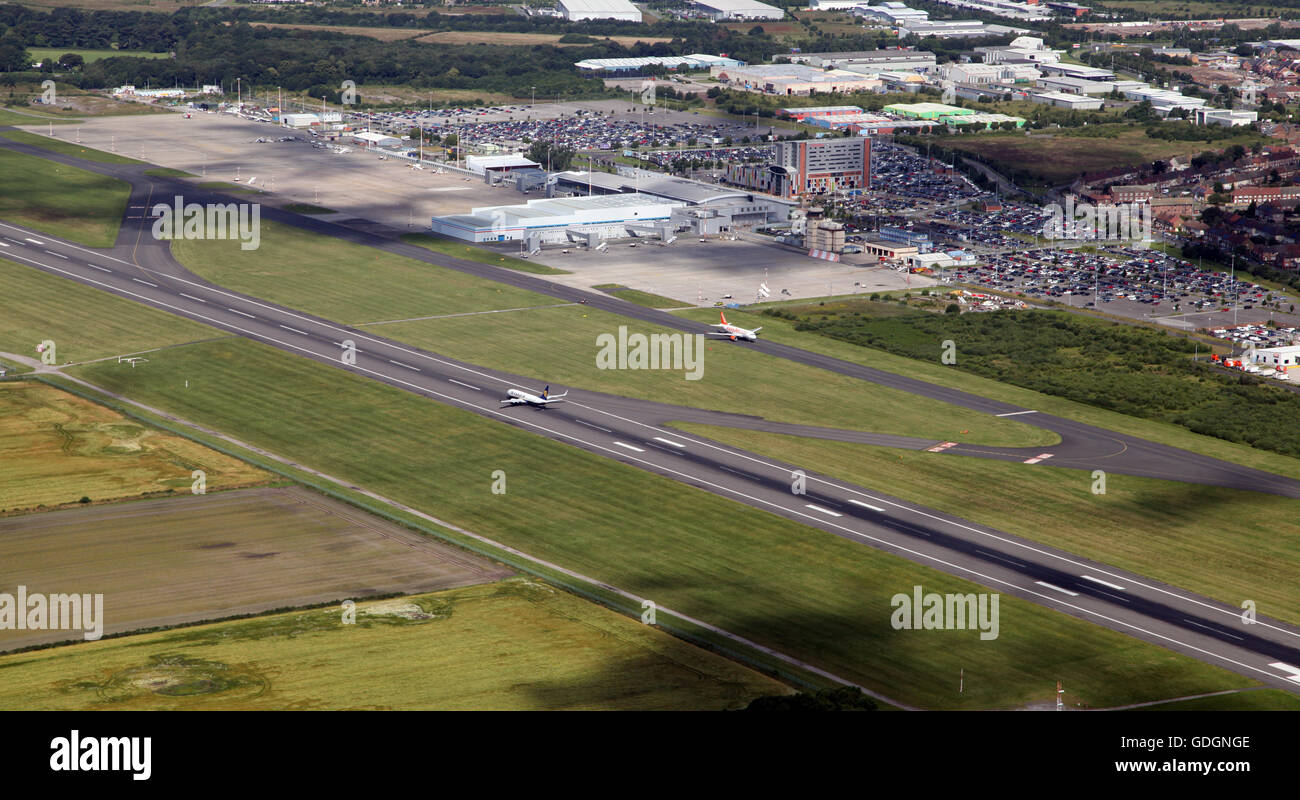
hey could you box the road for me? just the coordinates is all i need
[4,137,1300,693]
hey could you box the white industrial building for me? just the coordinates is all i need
[693,0,785,20]
[465,154,542,176]
[351,131,402,149]
[432,194,681,244]
[1195,108,1259,127]
[1029,91,1103,110]
[1250,345,1300,368]
[856,2,929,24]
[558,0,642,22]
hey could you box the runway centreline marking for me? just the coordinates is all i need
[805,504,842,518]
[848,499,884,512]
[178,292,204,302]
[996,409,1037,417]
[228,308,255,318]
[44,250,67,259]
[653,437,685,448]
[575,419,611,432]
[1035,581,1079,597]
[388,359,420,371]
[88,264,111,272]
[279,324,309,335]
[1184,618,1245,641]
[132,278,157,287]
[614,441,644,452]
[449,379,480,391]
[1082,575,1127,591]
[24,237,44,245]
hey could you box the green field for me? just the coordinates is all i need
[0,109,76,126]
[0,149,131,247]
[401,233,570,275]
[173,222,557,324]
[674,307,1300,482]
[27,47,172,64]
[143,167,195,178]
[594,284,689,308]
[0,381,269,514]
[669,423,1300,627]
[1138,690,1300,711]
[932,126,1266,187]
[282,202,336,215]
[373,304,1054,447]
[0,580,789,710]
[0,258,220,363]
[1,130,142,165]
[64,337,1267,709]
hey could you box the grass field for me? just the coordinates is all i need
[0,580,788,710]
[0,257,220,363]
[372,304,1055,446]
[282,202,335,215]
[0,149,130,247]
[0,381,269,515]
[1138,690,1300,711]
[414,30,673,47]
[171,222,557,324]
[0,109,76,126]
[594,284,689,308]
[674,306,1300,482]
[143,167,195,178]
[0,485,513,651]
[63,337,1267,709]
[1,130,142,165]
[401,232,570,275]
[27,47,171,63]
[935,126,1266,187]
[668,423,1300,627]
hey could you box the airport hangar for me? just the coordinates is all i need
[431,172,794,248]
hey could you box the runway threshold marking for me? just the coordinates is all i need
[1035,581,1079,597]
[1082,575,1126,591]
[926,441,958,453]
[449,379,480,391]
[1268,662,1300,684]
[614,442,644,453]
[1023,453,1054,464]
[995,409,1038,417]
[805,504,842,518]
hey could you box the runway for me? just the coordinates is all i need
[4,136,1300,692]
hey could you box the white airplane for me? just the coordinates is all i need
[707,311,761,342]
[500,384,568,408]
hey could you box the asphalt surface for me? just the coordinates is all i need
[4,135,1300,693]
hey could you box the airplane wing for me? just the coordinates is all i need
[499,398,526,406]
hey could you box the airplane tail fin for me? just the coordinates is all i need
[543,385,550,399]
[719,312,729,325]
